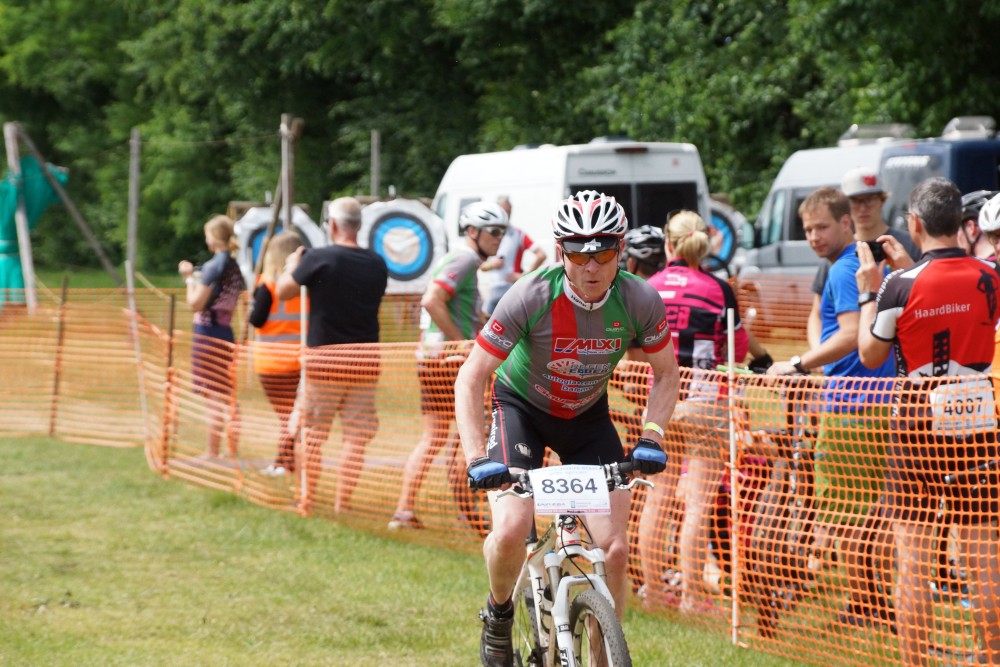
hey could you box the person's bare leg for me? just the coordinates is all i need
[584,490,634,618]
[637,456,681,605]
[392,412,450,517]
[959,524,1000,662]
[679,455,722,612]
[483,487,535,604]
[335,437,366,513]
[205,393,226,457]
[893,520,935,665]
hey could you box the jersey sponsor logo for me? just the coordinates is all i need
[481,325,513,349]
[490,320,505,334]
[656,317,668,332]
[606,321,626,333]
[533,384,594,410]
[542,374,605,391]
[546,359,612,377]
[912,302,971,319]
[662,273,688,287]
[553,337,621,354]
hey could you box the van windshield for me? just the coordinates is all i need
[881,151,949,229]
[567,182,699,229]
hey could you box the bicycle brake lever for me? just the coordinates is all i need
[495,483,532,499]
[619,478,653,491]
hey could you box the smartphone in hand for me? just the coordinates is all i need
[855,240,887,263]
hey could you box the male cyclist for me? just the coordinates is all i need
[454,190,681,667]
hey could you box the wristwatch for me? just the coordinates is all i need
[790,355,807,374]
[857,291,878,307]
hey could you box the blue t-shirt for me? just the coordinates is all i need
[820,244,894,407]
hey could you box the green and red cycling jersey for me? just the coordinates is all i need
[476,266,670,419]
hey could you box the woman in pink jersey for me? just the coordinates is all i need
[645,210,750,614]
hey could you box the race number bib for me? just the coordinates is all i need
[528,465,611,515]
[929,376,996,438]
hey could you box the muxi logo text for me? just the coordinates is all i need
[554,338,622,354]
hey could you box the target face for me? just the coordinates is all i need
[368,214,435,282]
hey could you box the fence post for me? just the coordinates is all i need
[725,308,740,644]
[48,275,69,436]
[157,296,176,476]
[125,260,150,445]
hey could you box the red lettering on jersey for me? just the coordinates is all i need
[664,305,690,331]
[554,338,622,353]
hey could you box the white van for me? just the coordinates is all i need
[736,123,915,277]
[431,138,713,261]
[733,124,914,336]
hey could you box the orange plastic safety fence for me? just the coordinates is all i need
[7,286,1000,666]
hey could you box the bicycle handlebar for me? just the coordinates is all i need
[496,461,652,500]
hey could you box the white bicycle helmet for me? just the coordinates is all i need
[623,225,666,261]
[978,192,1000,233]
[552,190,628,240]
[459,201,509,231]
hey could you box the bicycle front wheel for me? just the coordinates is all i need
[569,589,631,667]
[512,587,545,667]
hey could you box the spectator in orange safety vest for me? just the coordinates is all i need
[249,230,309,478]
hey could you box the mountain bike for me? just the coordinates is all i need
[500,461,647,667]
[730,371,820,639]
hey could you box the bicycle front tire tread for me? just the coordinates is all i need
[569,589,632,667]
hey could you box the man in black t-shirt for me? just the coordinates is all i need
[277,197,388,514]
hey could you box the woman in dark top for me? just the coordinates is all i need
[178,214,245,458]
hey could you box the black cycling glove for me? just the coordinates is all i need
[626,437,667,474]
[467,456,512,490]
[748,353,774,374]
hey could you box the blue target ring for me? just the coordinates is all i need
[708,212,736,265]
[249,225,287,267]
[369,214,434,282]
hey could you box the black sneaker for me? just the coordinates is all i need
[835,603,897,635]
[479,597,514,667]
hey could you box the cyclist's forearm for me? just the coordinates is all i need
[454,347,501,463]
[644,343,680,443]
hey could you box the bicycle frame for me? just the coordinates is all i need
[518,516,615,666]
[504,462,644,667]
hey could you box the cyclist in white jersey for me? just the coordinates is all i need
[454,190,681,667]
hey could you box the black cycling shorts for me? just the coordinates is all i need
[486,380,624,470]
[884,398,999,525]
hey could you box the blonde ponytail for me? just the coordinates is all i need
[666,210,710,267]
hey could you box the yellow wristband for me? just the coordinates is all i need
[643,422,664,438]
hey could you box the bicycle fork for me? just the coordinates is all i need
[529,543,615,666]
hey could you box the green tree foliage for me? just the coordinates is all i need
[1,0,999,271]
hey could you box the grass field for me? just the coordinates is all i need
[0,436,807,666]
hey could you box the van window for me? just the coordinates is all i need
[882,152,946,229]
[765,190,786,245]
[456,197,482,236]
[566,182,699,229]
[434,193,447,221]
[788,188,817,242]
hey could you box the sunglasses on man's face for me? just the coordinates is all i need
[563,248,619,266]
[479,226,506,238]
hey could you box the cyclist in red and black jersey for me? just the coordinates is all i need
[857,177,1000,665]
[455,191,681,667]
